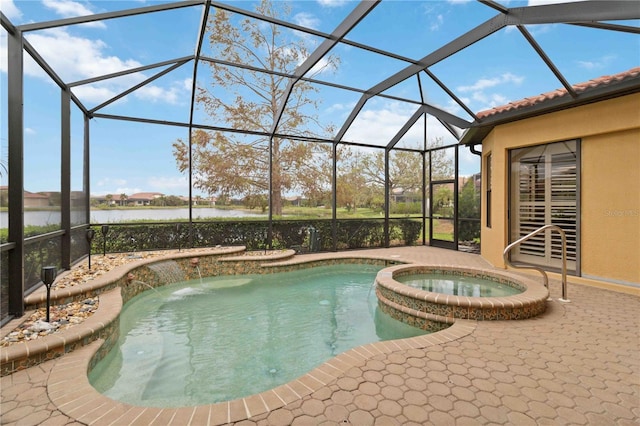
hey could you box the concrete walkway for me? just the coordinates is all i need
[1,247,639,425]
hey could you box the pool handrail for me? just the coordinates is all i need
[503,224,569,302]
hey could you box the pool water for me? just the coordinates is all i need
[395,273,522,297]
[89,264,427,407]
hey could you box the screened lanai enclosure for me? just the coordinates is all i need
[1,0,638,321]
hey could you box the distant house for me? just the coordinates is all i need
[70,191,85,209]
[391,187,421,204]
[128,192,164,206]
[24,191,50,208]
[284,196,303,207]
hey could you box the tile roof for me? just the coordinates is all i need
[128,192,164,199]
[24,191,49,199]
[476,67,640,119]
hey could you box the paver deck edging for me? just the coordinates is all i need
[48,321,476,425]
[3,251,409,376]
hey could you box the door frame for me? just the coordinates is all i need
[429,178,458,250]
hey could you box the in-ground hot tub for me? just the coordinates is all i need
[375,264,549,329]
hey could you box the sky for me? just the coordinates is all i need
[1,0,638,198]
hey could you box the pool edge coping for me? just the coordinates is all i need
[46,321,477,426]
[376,263,550,310]
[1,252,404,375]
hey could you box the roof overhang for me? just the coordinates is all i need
[460,73,640,147]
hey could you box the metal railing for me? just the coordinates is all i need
[503,224,570,302]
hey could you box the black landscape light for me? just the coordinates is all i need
[41,266,57,323]
[101,225,109,256]
[86,228,96,269]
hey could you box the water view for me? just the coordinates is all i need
[1,208,265,227]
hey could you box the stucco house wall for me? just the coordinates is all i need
[480,93,639,285]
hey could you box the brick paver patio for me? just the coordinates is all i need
[1,246,639,425]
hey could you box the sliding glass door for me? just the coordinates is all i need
[509,140,580,273]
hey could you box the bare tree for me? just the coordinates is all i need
[173,0,338,215]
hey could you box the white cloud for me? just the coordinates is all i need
[1,0,22,20]
[457,73,524,92]
[454,72,523,111]
[20,28,189,105]
[134,77,192,105]
[469,90,509,109]
[421,4,446,32]
[25,127,36,135]
[72,85,118,104]
[443,99,464,116]
[432,15,444,31]
[325,101,351,115]
[43,0,92,16]
[577,55,615,70]
[342,105,404,144]
[341,101,455,146]
[91,179,144,197]
[293,12,320,30]
[42,0,106,28]
[316,0,348,7]
[307,56,337,77]
[114,187,142,195]
[25,28,142,81]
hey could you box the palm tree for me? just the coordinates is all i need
[120,193,128,207]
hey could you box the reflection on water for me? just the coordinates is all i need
[396,273,522,297]
[89,265,427,407]
[1,208,265,227]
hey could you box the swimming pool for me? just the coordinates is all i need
[89,264,428,407]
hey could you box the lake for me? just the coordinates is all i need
[0,208,265,227]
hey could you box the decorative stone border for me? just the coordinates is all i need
[375,264,550,324]
[23,246,248,310]
[1,288,121,376]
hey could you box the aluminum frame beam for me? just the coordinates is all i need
[188,0,212,236]
[7,27,25,317]
[517,25,577,99]
[270,0,380,135]
[386,107,425,150]
[88,60,190,114]
[571,22,640,35]
[504,1,640,26]
[336,1,639,145]
[334,13,506,142]
[422,69,478,122]
[69,56,194,88]
[17,0,205,32]
[61,89,72,270]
